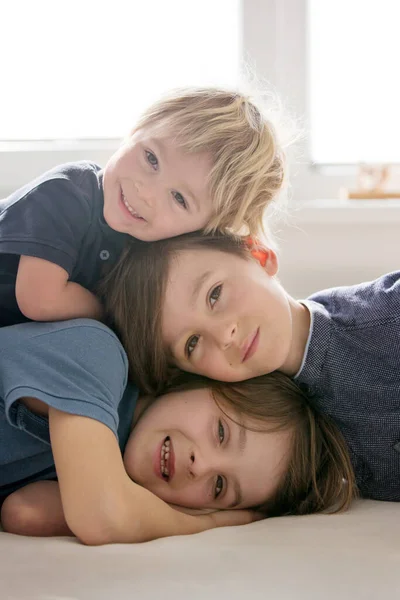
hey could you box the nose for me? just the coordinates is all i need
[188,449,227,481]
[188,450,209,480]
[134,180,154,208]
[213,318,238,350]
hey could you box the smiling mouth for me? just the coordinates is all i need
[121,190,146,221]
[160,436,172,481]
[242,328,260,362]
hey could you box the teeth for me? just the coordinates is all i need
[122,192,144,220]
[160,438,170,479]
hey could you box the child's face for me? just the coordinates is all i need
[161,248,296,382]
[124,387,292,510]
[102,129,213,241]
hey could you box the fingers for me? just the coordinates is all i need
[211,509,265,529]
[169,504,216,516]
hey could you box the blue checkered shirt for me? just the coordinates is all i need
[294,271,400,501]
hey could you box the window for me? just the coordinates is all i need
[0,0,240,143]
[309,0,400,165]
[242,0,400,202]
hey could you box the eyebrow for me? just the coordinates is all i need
[227,427,247,509]
[150,137,164,160]
[190,270,212,308]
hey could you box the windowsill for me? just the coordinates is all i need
[292,199,400,224]
[0,140,120,153]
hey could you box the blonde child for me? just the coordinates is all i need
[0,87,286,327]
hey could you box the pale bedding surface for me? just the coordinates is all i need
[1,500,399,600]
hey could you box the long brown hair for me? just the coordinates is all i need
[166,371,357,516]
[101,231,251,394]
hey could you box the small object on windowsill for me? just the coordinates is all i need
[340,163,400,200]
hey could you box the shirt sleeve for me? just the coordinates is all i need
[0,168,94,276]
[0,319,129,439]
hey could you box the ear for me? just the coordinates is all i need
[245,237,279,276]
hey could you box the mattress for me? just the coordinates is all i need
[1,499,399,599]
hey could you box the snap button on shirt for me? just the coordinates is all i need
[100,249,110,261]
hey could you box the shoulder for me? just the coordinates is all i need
[47,161,102,196]
[31,161,101,190]
[0,320,130,438]
[0,320,129,408]
[0,319,127,373]
[2,316,122,345]
[0,161,102,214]
[308,271,400,328]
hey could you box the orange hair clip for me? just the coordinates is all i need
[244,236,268,267]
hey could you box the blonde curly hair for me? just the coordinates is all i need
[132,86,291,238]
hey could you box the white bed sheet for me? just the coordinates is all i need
[1,499,399,600]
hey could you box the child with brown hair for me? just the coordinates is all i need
[0,319,354,543]
[0,86,287,327]
[102,231,400,504]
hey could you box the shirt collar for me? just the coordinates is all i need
[294,299,333,387]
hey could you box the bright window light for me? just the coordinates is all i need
[1,0,240,141]
[309,0,400,164]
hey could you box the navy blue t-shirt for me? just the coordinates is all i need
[0,319,138,500]
[295,272,400,502]
[0,161,128,326]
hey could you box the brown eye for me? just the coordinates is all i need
[218,420,225,444]
[186,335,199,358]
[210,284,222,308]
[214,475,224,499]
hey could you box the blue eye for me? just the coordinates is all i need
[209,284,222,308]
[214,475,224,499]
[145,150,158,170]
[218,420,225,444]
[186,334,199,358]
[172,191,187,209]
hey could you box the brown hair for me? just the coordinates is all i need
[165,372,357,516]
[131,86,290,238]
[102,231,251,395]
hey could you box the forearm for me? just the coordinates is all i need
[59,465,212,545]
[36,281,104,322]
[16,255,104,321]
[98,482,215,545]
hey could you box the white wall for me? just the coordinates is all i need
[276,202,400,298]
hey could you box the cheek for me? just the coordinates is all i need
[164,484,208,508]
[200,353,239,381]
[117,145,141,174]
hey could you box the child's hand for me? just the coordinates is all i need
[168,503,216,516]
[170,503,265,528]
[204,509,265,529]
